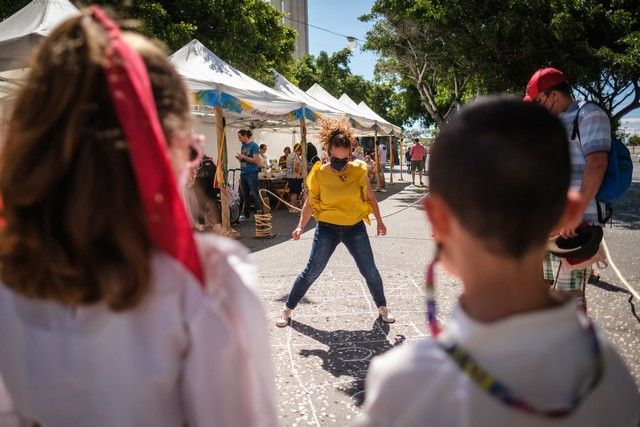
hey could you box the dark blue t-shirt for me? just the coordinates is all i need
[240,141,260,174]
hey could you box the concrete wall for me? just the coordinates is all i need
[270,0,309,58]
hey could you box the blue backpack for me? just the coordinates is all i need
[571,102,633,222]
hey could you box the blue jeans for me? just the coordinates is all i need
[240,171,260,217]
[285,221,387,309]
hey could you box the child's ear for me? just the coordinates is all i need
[553,190,583,232]
[424,195,451,242]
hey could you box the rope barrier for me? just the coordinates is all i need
[253,211,274,238]
[254,185,640,322]
[259,188,302,212]
[381,191,429,218]
[253,188,302,238]
[601,238,640,302]
[253,186,429,235]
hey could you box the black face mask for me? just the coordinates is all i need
[330,157,349,171]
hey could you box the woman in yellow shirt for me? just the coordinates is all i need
[276,118,394,327]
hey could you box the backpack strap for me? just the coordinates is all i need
[597,202,613,225]
[571,101,589,141]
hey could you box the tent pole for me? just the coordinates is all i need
[300,118,308,180]
[300,117,308,189]
[389,134,394,184]
[374,128,380,190]
[215,106,231,231]
[398,137,404,181]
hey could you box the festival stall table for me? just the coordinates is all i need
[258,171,289,209]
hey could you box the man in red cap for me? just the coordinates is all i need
[524,67,610,307]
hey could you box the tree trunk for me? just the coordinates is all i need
[416,82,444,128]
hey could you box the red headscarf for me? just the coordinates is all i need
[91,6,204,285]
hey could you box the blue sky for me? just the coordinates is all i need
[306,1,639,133]
[307,0,378,80]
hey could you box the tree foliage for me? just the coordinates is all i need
[362,0,640,129]
[2,0,297,82]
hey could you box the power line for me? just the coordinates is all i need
[281,15,364,43]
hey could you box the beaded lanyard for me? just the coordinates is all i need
[424,251,604,418]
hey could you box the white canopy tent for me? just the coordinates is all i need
[306,83,377,131]
[338,93,401,136]
[169,39,307,127]
[170,40,325,229]
[0,0,78,72]
[168,40,337,164]
[0,0,79,137]
[358,100,402,136]
[256,70,346,168]
[272,70,341,120]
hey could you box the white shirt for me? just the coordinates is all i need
[377,144,388,164]
[0,235,276,427]
[259,153,269,170]
[359,301,639,427]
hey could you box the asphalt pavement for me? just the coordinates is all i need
[230,165,640,426]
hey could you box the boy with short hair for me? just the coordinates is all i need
[359,96,639,426]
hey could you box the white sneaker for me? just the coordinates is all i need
[276,308,292,328]
[378,306,395,323]
[379,188,388,193]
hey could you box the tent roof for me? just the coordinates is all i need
[169,39,304,123]
[0,68,27,103]
[0,0,79,71]
[306,83,376,130]
[358,100,402,135]
[272,70,341,119]
[338,93,401,135]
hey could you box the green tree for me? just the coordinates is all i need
[1,1,30,21]
[2,0,297,83]
[94,0,297,82]
[628,134,640,146]
[362,0,640,129]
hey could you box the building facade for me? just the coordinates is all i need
[270,0,309,58]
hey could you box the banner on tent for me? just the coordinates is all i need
[192,91,321,123]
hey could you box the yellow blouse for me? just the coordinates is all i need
[306,160,373,226]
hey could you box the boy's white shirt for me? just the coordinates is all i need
[359,300,639,427]
[0,234,276,427]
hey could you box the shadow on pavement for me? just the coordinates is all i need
[291,319,405,406]
[591,280,640,324]
[609,181,640,230]
[591,279,631,294]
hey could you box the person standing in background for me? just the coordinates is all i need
[278,146,291,169]
[409,138,426,186]
[524,67,610,309]
[275,118,395,328]
[375,140,388,192]
[235,130,262,221]
[258,143,269,172]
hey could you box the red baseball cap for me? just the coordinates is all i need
[524,67,565,101]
